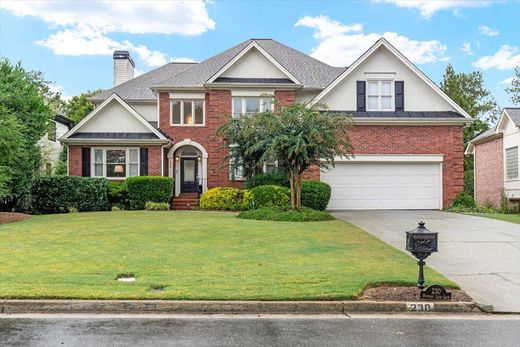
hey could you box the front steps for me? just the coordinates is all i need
[171,193,199,210]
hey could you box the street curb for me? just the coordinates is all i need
[0,300,482,315]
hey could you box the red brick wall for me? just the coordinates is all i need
[275,90,296,106]
[474,138,503,206]
[68,145,163,179]
[348,125,464,207]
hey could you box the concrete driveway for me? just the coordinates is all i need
[333,210,520,313]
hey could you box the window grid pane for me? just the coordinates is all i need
[506,147,518,180]
[367,81,378,95]
[94,164,103,177]
[381,81,392,95]
[381,96,392,110]
[128,149,138,163]
[183,100,193,125]
[129,164,139,177]
[194,100,204,124]
[245,98,260,114]
[171,101,181,124]
[367,96,378,110]
[94,149,103,163]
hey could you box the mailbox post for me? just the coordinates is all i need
[405,221,438,289]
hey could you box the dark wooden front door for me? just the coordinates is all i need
[180,158,198,193]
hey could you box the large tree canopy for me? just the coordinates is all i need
[219,101,352,209]
[505,66,520,105]
[65,89,104,124]
[0,58,57,210]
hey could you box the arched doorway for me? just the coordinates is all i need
[167,139,208,197]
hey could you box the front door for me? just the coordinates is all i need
[180,158,198,193]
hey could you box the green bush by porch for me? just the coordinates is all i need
[126,176,174,210]
[0,211,455,300]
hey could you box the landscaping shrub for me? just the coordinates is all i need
[31,176,110,214]
[237,207,334,222]
[250,185,290,208]
[199,187,251,210]
[145,201,170,211]
[449,192,477,209]
[126,176,174,210]
[301,180,331,211]
[244,170,290,188]
[107,181,129,209]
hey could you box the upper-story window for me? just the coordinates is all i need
[506,147,518,180]
[171,99,205,126]
[367,80,393,111]
[232,97,273,117]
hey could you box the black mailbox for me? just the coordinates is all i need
[405,221,438,289]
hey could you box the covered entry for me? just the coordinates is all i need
[168,139,208,197]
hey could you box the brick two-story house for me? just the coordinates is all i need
[60,38,471,210]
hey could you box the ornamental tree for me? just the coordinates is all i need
[218,101,353,209]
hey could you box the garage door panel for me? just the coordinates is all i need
[322,162,440,210]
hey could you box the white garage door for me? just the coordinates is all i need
[321,162,441,210]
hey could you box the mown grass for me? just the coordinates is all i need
[0,211,455,300]
[469,212,520,225]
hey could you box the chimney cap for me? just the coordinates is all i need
[113,50,135,66]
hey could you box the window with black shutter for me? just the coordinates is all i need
[395,81,404,112]
[81,147,91,177]
[140,148,148,176]
[356,81,366,112]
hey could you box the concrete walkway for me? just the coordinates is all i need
[333,210,520,313]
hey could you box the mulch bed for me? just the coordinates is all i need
[0,212,31,225]
[359,285,473,302]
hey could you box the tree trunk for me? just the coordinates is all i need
[289,171,295,209]
[296,172,302,209]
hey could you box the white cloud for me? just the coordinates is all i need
[48,83,72,102]
[473,45,520,70]
[376,0,491,18]
[295,15,447,67]
[0,0,215,35]
[1,0,215,67]
[295,15,362,39]
[500,77,514,85]
[478,25,500,36]
[460,42,474,56]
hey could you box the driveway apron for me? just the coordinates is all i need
[333,210,520,313]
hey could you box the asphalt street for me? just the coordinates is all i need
[1,313,519,347]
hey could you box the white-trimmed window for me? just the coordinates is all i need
[170,99,205,126]
[229,157,244,181]
[367,80,393,111]
[506,147,518,180]
[92,148,139,178]
[232,97,273,117]
[263,161,278,174]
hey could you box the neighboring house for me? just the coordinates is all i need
[60,38,471,210]
[466,108,520,206]
[39,114,74,174]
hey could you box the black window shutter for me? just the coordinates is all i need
[140,148,148,176]
[395,81,404,112]
[81,147,90,177]
[356,81,366,112]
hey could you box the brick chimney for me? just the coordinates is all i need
[113,50,135,86]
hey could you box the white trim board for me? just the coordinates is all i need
[309,38,472,120]
[330,154,444,163]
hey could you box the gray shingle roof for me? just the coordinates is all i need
[505,107,520,125]
[154,39,345,89]
[327,111,465,118]
[470,126,498,143]
[90,62,196,102]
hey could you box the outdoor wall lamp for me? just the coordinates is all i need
[197,156,201,162]
[405,221,438,289]
[175,156,180,162]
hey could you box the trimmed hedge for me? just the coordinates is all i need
[126,176,174,210]
[237,207,334,222]
[107,181,129,209]
[250,185,290,208]
[301,180,331,211]
[31,176,110,214]
[244,171,290,188]
[199,187,252,211]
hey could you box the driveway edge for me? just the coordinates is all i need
[0,300,482,314]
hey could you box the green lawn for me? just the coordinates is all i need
[0,211,454,300]
[470,212,520,224]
